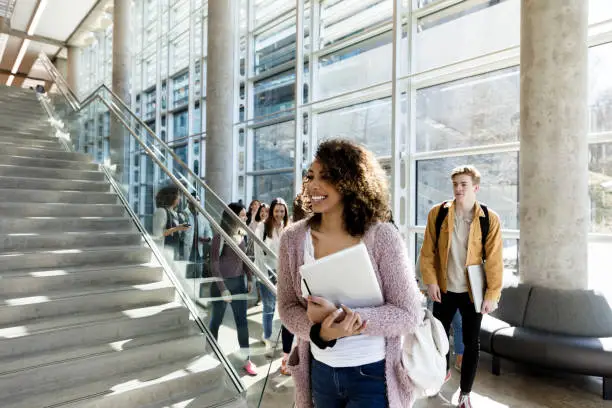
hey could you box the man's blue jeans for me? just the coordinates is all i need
[311,358,387,408]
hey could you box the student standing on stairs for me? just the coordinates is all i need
[184,193,213,279]
[419,166,504,408]
[254,198,294,375]
[152,186,191,262]
[209,202,257,376]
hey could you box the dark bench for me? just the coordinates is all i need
[479,285,612,400]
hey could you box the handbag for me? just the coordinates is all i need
[401,308,449,398]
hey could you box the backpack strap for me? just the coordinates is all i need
[434,202,450,252]
[479,204,490,261]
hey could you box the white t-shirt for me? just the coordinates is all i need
[446,213,472,293]
[254,224,282,274]
[304,229,386,368]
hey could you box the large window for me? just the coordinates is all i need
[253,121,295,171]
[173,109,188,139]
[317,98,392,157]
[416,67,520,152]
[253,172,295,208]
[318,32,393,100]
[254,71,295,119]
[590,143,612,233]
[320,0,393,46]
[415,0,520,73]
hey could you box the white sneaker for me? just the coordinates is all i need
[458,393,473,408]
[261,335,273,352]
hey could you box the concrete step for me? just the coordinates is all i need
[0,327,197,377]
[0,111,47,121]
[0,137,61,150]
[0,280,175,327]
[0,175,109,192]
[0,216,133,234]
[0,301,189,360]
[3,353,230,408]
[0,202,123,218]
[0,145,90,162]
[0,189,118,204]
[0,229,138,251]
[0,101,40,109]
[0,154,99,171]
[0,124,53,135]
[0,243,147,272]
[72,359,238,408]
[0,333,206,400]
[150,393,248,408]
[0,262,161,295]
[0,165,105,182]
[0,129,55,140]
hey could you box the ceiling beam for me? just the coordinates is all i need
[0,66,48,82]
[0,26,64,48]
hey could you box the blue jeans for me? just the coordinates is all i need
[311,358,387,408]
[452,310,464,355]
[427,298,463,355]
[258,281,276,340]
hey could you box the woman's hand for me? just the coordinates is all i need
[319,305,366,342]
[307,296,338,323]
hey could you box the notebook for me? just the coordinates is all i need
[299,242,384,309]
[467,264,486,313]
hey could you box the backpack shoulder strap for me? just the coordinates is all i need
[479,204,490,261]
[434,202,450,250]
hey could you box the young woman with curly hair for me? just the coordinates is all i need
[277,139,424,408]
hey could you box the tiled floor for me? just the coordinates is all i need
[256,353,608,408]
[199,301,609,408]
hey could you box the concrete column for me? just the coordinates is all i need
[110,0,132,185]
[519,0,589,290]
[55,58,68,81]
[205,0,236,202]
[67,46,80,93]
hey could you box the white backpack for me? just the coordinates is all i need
[401,308,449,398]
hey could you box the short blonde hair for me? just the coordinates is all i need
[450,165,481,185]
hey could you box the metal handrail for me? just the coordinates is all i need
[38,52,279,279]
[100,96,276,292]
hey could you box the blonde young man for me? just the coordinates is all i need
[419,166,503,408]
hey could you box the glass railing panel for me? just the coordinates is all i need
[100,103,282,407]
[39,52,282,406]
[40,91,248,407]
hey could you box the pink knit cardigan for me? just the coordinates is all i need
[277,220,424,408]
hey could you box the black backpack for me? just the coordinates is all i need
[434,201,490,261]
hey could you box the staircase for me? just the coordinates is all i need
[0,86,245,407]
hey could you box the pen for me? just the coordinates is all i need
[303,278,312,295]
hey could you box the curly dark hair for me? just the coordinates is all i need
[292,195,307,222]
[155,186,181,209]
[300,139,391,237]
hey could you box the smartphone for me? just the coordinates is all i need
[182,223,191,227]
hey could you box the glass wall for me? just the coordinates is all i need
[73,0,612,282]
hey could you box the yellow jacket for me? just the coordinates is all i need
[419,200,503,302]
